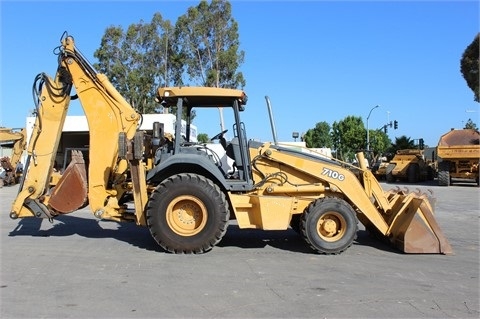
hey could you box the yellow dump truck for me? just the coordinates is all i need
[385,149,435,183]
[437,129,480,186]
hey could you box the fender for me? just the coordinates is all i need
[147,152,228,189]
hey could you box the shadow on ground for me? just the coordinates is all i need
[8,215,400,255]
[8,214,162,252]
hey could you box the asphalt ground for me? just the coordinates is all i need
[0,180,478,319]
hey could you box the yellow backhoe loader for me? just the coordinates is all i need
[0,127,27,185]
[9,32,452,255]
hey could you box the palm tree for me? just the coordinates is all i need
[389,135,416,153]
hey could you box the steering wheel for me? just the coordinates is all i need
[210,129,228,142]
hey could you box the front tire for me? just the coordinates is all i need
[438,161,450,186]
[146,173,229,254]
[301,197,358,254]
[427,166,435,181]
[407,164,419,183]
[386,164,395,183]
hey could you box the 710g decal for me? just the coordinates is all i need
[321,167,345,181]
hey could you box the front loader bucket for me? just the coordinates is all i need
[385,190,453,254]
[48,150,88,214]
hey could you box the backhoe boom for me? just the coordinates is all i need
[10,32,145,223]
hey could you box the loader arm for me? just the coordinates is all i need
[10,32,147,223]
[258,144,391,234]
[257,144,452,254]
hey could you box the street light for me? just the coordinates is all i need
[366,105,380,151]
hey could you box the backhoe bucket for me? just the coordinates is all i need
[48,150,88,214]
[385,189,453,254]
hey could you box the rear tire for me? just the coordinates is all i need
[146,173,229,254]
[301,197,358,254]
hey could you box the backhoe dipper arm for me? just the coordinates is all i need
[10,32,142,221]
[10,71,73,218]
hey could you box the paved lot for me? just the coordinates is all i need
[1,181,479,318]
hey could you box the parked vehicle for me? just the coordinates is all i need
[8,32,452,255]
[437,128,479,186]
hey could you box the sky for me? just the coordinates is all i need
[1,0,479,148]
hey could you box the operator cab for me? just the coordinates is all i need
[151,87,254,191]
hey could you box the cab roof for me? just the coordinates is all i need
[156,87,247,108]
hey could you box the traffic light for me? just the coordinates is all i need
[394,120,398,130]
[384,125,388,133]
[419,138,424,149]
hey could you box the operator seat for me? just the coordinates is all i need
[225,143,235,165]
[225,137,242,178]
[217,134,240,178]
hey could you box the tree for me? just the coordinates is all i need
[174,0,245,89]
[389,135,416,153]
[302,121,332,148]
[464,118,478,130]
[93,1,245,127]
[93,26,128,93]
[331,116,365,162]
[197,133,209,143]
[94,14,176,114]
[460,33,479,102]
[368,129,391,156]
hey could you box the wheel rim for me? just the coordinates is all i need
[166,195,208,236]
[316,211,346,242]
